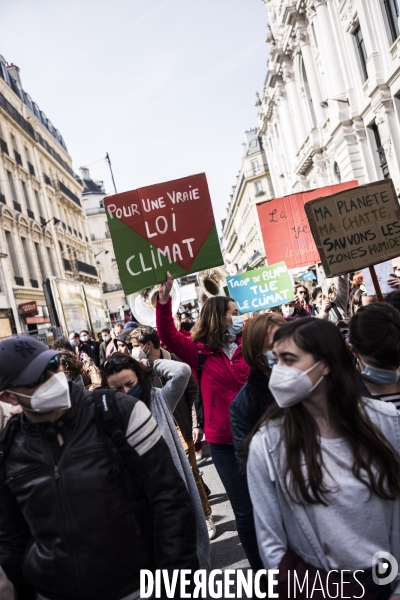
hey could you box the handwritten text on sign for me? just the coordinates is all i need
[305,179,400,277]
[256,182,357,269]
[226,262,294,314]
[104,173,223,295]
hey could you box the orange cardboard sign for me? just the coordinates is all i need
[257,181,358,268]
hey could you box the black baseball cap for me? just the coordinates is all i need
[0,336,61,390]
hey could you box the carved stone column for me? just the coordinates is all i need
[296,26,326,124]
[282,60,307,146]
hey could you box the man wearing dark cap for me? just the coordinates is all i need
[0,335,196,600]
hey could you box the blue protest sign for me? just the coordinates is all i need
[226,261,294,314]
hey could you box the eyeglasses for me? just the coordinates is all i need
[25,356,61,389]
[103,355,132,370]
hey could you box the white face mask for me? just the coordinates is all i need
[282,305,295,317]
[131,347,147,361]
[269,361,323,407]
[8,371,71,414]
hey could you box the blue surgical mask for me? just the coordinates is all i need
[360,360,400,385]
[103,336,110,343]
[80,336,88,343]
[264,350,275,369]
[127,382,142,399]
[70,340,76,347]
[227,315,244,336]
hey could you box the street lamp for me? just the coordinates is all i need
[95,250,109,258]
[320,98,349,109]
[41,217,61,229]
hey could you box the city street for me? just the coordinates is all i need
[199,442,249,572]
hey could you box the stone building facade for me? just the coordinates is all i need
[0,55,99,336]
[78,167,127,320]
[220,129,274,274]
[257,0,400,197]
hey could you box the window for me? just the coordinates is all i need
[255,181,264,194]
[99,200,104,208]
[47,246,57,276]
[34,190,44,217]
[334,162,341,182]
[353,25,368,81]
[21,238,36,281]
[251,159,261,175]
[301,59,317,128]
[383,0,400,44]
[35,243,46,282]
[21,181,31,210]
[5,231,21,278]
[7,171,17,203]
[371,123,390,178]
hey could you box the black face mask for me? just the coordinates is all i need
[127,382,142,399]
[181,322,194,332]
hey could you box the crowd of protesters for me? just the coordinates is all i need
[0,266,399,599]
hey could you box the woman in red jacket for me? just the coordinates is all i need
[157,272,263,572]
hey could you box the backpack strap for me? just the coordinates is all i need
[0,416,19,482]
[92,388,142,501]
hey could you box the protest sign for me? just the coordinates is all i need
[226,261,294,314]
[305,179,400,277]
[104,173,224,295]
[257,181,358,268]
[362,260,396,296]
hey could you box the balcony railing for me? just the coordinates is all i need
[77,260,97,277]
[63,258,72,271]
[28,162,35,177]
[56,181,81,207]
[102,283,123,293]
[0,138,9,155]
[14,151,22,166]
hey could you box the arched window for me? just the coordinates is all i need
[301,59,317,128]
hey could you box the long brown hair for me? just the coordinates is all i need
[241,312,286,371]
[191,296,232,349]
[246,318,400,505]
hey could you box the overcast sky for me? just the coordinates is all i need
[1,0,268,233]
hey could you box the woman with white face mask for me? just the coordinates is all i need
[349,303,400,409]
[156,272,264,571]
[247,317,400,600]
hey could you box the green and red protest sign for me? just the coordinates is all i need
[104,173,224,294]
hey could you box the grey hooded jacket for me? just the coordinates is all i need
[247,398,400,594]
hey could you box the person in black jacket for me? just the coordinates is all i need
[79,329,100,366]
[128,325,216,540]
[0,336,196,600]
[230,312,286,468]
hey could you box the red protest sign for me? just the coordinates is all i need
[257,181,358,268]
[105,173,223,294]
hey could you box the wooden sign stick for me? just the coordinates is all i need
[368,265,384,302]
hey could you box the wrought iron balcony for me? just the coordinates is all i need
[56,180,81,207]
[76,260,97,277]
[0,138,9,155]
[63,258,72,271]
